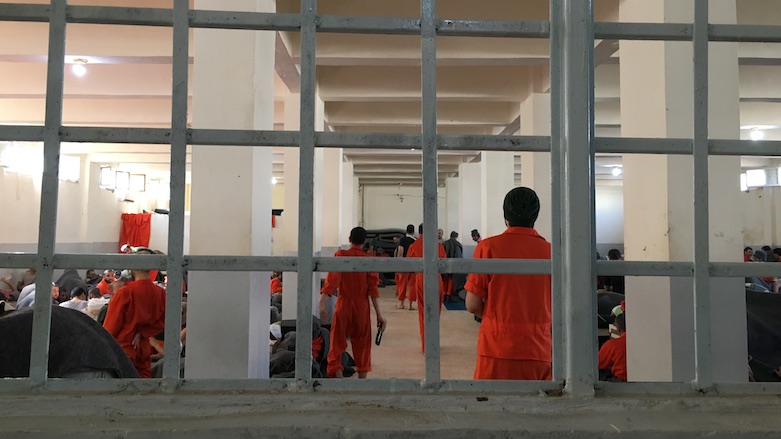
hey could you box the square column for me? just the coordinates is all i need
[620,0,745,382]
[187,0,275,379]
[480,151,515,238]
[520,93,552,240]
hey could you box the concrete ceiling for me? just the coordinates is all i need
[1,0,780,187]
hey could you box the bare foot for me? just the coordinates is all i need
[408,305,416,310]
[396,302,406,309]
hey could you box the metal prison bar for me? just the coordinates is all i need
[0,0,779,395]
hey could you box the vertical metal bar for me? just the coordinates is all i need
[553,0,596,397]
[548,1,564,384]
[28,0,67,385]
[162,0,189,383]
[692,0,713,390]
[295,0,317,383]
[420,0,441,385]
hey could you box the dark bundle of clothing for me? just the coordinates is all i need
[268,317,357,379]
[0,306,139,378]
[55,269,88,302]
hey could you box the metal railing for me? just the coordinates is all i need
[1,0,780,396]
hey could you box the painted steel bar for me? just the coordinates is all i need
[189,10,300,31]
[548,0,564,384]
[709,139,781,156]
[420,0,441,386]
[52,253,166,270]
[28,0,67,386]
[161,0,189,383]
[691,0,713,391]
[316,132,421,149]
[709,24,781,43]
[186,256,298,272]
[710,262,781,278]
[61,127,172,144]
[0,125,45,142]
[0,3,48,22]
[595,261,693,277]
[0,254,39,269]
[594,22,692,41]
[596,381,697,395]
[294,0,317,383]
[553,0,596,397]
[67,6,172,26]
[436,19,549,38]
[190,129,299,147]
[438,134,550,152]
[594,137,692,155]
[317,257,551,274]
[318,15,420,35]
[438,379,564,394]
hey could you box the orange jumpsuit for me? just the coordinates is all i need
[396,236,416,302]
[270,277,283,294]
[598,332,627,381]
[465,227,552,380]
[96,279,111,296]
[405,237,446,352]
[321,246,380,377]
[103,278,166,378]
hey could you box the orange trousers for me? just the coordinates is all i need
[474,356,552,380]
[396,272,413,302]
[442,274,453,296]
[415,275,444,352]
[327,306,372,377]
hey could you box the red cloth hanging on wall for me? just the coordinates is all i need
[119,213,152,252]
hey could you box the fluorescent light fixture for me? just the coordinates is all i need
[745,169,766,187]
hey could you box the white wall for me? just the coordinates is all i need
[595,184,625,245]
[362,185,447,231]
[742,186,781,246]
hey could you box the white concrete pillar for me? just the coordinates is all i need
[339,160,354,245]
[519,93,552,240]
[187,0,274,379]
[459,162,482,257]
[620,0,745,382]
[481,152,515,238]
[445,176,460,237]
[321,148,342,248]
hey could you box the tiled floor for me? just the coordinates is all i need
[361,286,479,380]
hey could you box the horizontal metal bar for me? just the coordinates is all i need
[190,129,299,147]
[709,24,781,43]
[51,254,167,270]
[594,22,692,41]
[67,6,172,27]
[710,139,781,157]
[439,134,550,152]
[437,19,549,38]
[0,253,40,269]
[713,382,781,395]
[318,15,420,35]
[184,256,298,272]
[436,379,564,394]
[315,257,553,274]
[596,261,693,277]
[0,125,45,142]
[710,262,781,278]
[594,137,692,155]
[310,378,423,392]
[316,132,421,149]
[61,126,172,144]
[0,3,48,22]
[190,10,300,31]
[596,381,696,395]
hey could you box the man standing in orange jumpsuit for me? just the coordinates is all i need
[465,187,552,380]
[270,271,283,294]
[103,250,166,378]
[395,224,417,310]
[320,227,387,378]
[406,223,446,353]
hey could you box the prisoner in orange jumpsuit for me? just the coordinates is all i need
[465,187,552,380]
[598,313,627,381]
[405,223,447,352]
[103,263,166,378]
[270,272,283,294]
[395,224,417,310]
[320,227,387,378]
[96,269,116,297]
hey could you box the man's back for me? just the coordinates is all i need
[399,236,415,257]
[103,279,165,346]
[443,238,463,258]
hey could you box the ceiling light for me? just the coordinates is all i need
[271,177,278,185]
[750,129,764,141]
[72,59,88,77]
[611,167,623,177]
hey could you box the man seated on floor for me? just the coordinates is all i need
[59,286,88,312]
[598,313,627,382]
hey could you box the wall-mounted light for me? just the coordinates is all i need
[750,128,764,141]
[611,166,623,177]
[271,177,278,185]
[71,58,88,77]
